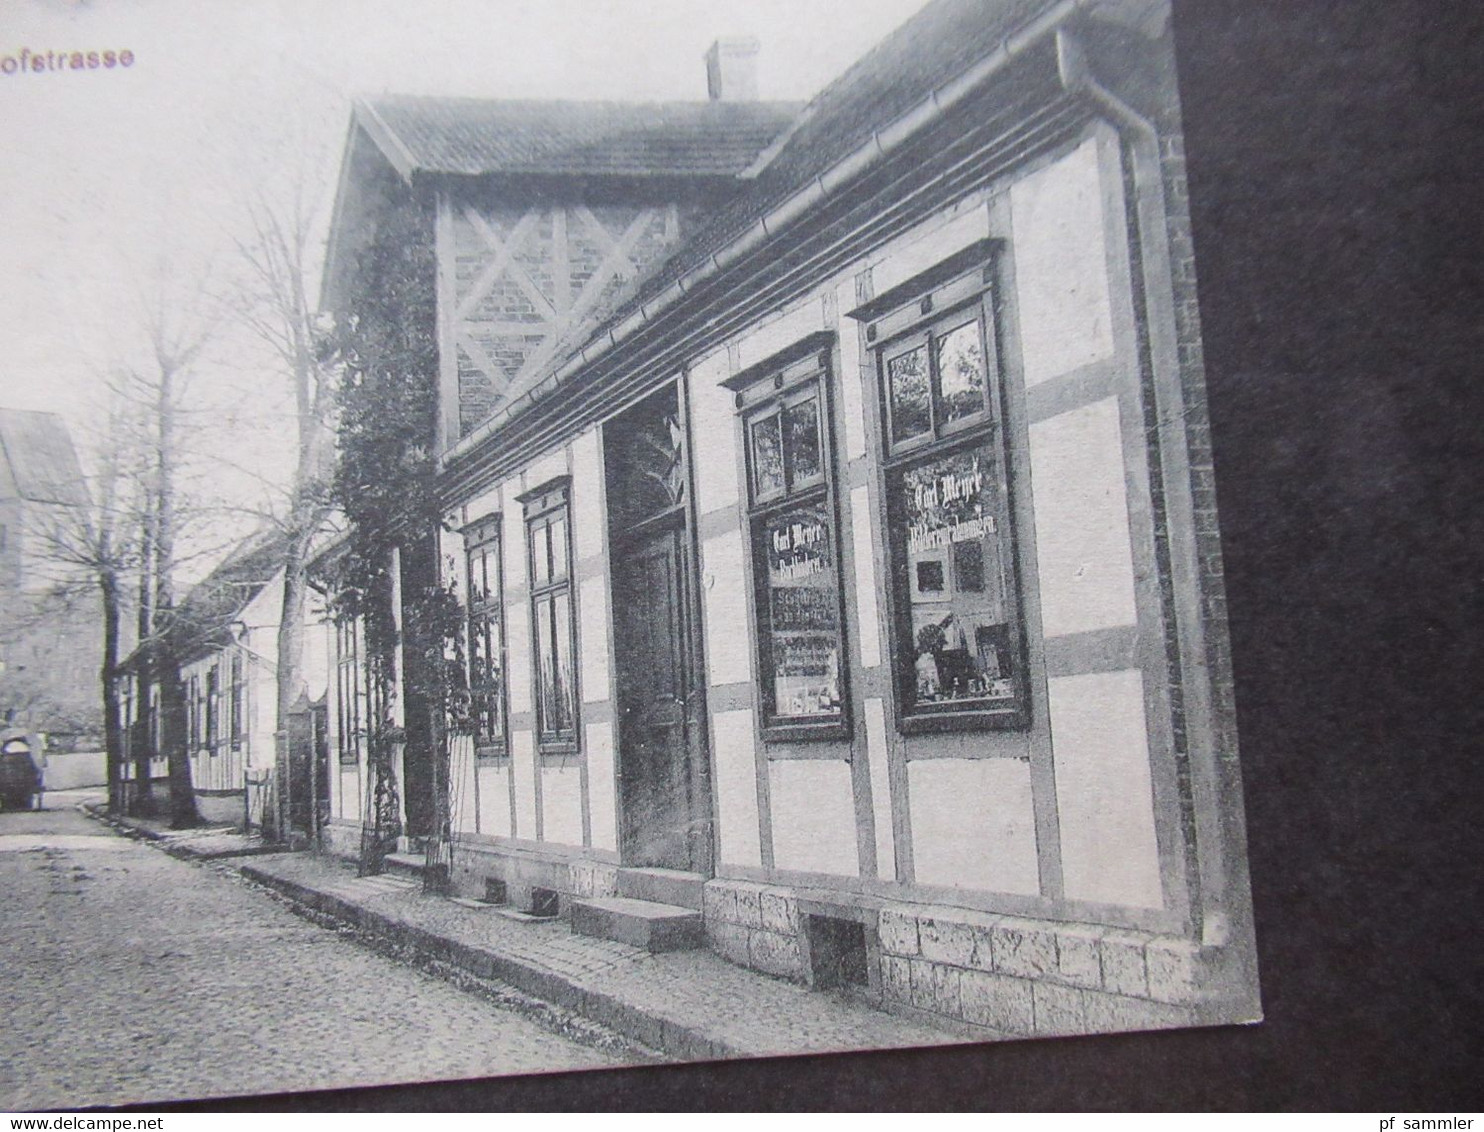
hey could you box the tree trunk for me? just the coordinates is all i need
[131,492,155,812]
[100,571,124,814]
[155,357,200,831]
[272,529,307,842]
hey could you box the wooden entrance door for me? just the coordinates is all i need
[613,518,703,871]
[605,382,710,874]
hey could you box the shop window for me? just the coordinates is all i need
[521,479,579,750]
[851,242,1028,732]
[463,515,507,758]
[725,331,850,741]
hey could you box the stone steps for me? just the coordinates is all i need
[570,895,704,953]
[383,851,429,880]
[615,866,705,911]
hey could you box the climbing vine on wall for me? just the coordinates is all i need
[325,177,462,876]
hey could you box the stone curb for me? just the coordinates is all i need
[238,862,744,1064]
[82,804,291,861]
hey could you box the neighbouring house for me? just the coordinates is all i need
[118,529,331,828]
[316,0,1259,1040]
[0,407,105,765]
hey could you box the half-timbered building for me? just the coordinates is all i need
[319,0,1259,1038]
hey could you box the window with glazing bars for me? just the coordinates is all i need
[522,479,579,750]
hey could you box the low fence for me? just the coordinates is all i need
[42,750,107,791]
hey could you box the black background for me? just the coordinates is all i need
[154,0,1484,1111]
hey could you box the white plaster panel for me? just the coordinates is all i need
[700,529,752,687]
[864,697,896,880]
[570,427,605,562]
[510,729,537,839]
[450,734,479,834]
[768,759,860,877]
[541,765,584,847]
[303,618,330,703]
[477,764,511,838]
[525,445,569,492]
[688,348,739,514]
[849,484,883,669]
[338,768,360,823]
[735,296,828,372]
[584,719,618,852]
[505,599,533,715]
[578,573,611,704]
[870,204,992,294]
[1010,137,1116,385]
[907,758,1040,895]
[1049,669,1163,909]
[502,498,526,589]
[711,708,762,868]
[835,279,868,460]
[1029,397,1139,637]
[463,482,503,524]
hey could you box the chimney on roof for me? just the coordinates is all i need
[705,37,760,102]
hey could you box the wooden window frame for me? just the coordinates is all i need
[205,664,220,749]
[726,331,852,743]
[519,477,580,754]
[853,244,1030,734]
[229,651,244,751]
[462,514,509,762]
[188,674,201,749]
[334,617,365,767]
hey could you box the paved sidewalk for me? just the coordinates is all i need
[88,802,286,860]
[240,851,965,1063]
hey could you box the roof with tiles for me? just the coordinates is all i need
[618,0,1058,309]
[160,529,291,665]
[0,408,89,508]
[357,96,804,180]
[471,0,1067,417]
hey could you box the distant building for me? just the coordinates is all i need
[0,407,102,753]
[118,529,331,828]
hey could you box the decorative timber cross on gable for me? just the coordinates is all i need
[436,197,683,442]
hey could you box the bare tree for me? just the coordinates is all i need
[233,185,338,841]
[110,284,220,829]
[19,398,144,811]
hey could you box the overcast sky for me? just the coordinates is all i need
[0,0,930,568]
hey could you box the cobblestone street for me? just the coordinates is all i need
[0,795,638,1111]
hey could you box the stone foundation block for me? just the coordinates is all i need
[1081,988,1194,1034]
[1100,930,1151,997]
[1146,937,1204,1004]
[706,919,752,968]
[567,860,617,899]
[959,968,1033,1033]
[909,958,962,1019]
[880,954,913,1003]
[760,890,798,936]
[702,882,738,924]
[749,928,805,981]
[877,908,920,957]
[917,913,976,968]
[1056,925,1105,990]
[732,882,766,930]
[1032,981,1086,1035]
[990,917,1058,980]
